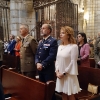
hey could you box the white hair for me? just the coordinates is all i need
[20,24,29,30]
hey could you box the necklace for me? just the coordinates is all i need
[60,45,67,51]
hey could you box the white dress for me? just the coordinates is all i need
[55,44,80,95]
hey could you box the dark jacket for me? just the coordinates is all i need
[35,36,58,74]
[20,35,37,72]
[8,40,16,55]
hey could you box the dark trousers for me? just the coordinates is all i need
[16,56,20,72]
[39,73,55,83]
[0,82,5,100]
[22,71,36,79]
[39,73,56,100]
[0,61,2,67]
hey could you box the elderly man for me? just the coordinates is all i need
[20,24,37,78]
[35,24,58,100]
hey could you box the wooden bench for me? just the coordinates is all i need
[2,54,21,72]
[0,68,55,100]
[89,58,95,68]
[75,67,100,100]
[3,54,17,69]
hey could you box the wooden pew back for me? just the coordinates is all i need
[78,67,100,92]
[1,68,55,100]
[89,58,95,68]
[3,54,17,68]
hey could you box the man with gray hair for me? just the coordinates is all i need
[20,24,37,78]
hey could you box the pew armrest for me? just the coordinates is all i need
[46,81,55,100]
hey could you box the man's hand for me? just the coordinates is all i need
[37,63,43,71]
[8,51,10,54]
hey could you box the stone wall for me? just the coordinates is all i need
[70,0,85,33]
[9,0,100,38]
[79,0,100,37]
[10,0,36,38]
[83,0,95,38]
[71,0,100,37]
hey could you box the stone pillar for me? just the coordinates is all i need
[10,0,36,37]
[70,0,84,33]
[78,13,84,32]
[83,0,95,38]
[94,0,100,36]
[83,0,100,37]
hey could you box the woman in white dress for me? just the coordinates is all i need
[55,26,80,100]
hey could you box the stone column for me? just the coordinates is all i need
[94,0,100,36]
[83,0,100,37]
[10,0,36,37]
[78,13,84,32]
[10,0,19,36]
[70,0,84,33]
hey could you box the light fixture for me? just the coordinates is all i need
[84,12,89,20]
[84,12,89,25]
[80,7,84,13]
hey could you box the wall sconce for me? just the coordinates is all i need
[80,7,84,13]
[84,12,89,25]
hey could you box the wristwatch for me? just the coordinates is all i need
[63,72,66,75]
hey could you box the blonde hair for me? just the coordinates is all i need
[60,26,76,44]
[16,36,21,40]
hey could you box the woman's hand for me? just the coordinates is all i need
[58,73,64,79]
[56,71,64,79]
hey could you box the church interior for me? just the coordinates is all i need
[0,0,100,100]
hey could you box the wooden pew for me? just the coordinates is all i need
[55,67,100,100]
[2,54,20,72]
[75,67,100,100]
[0,68,55,100]
[89,58,95,68]
[3,54,17,69]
